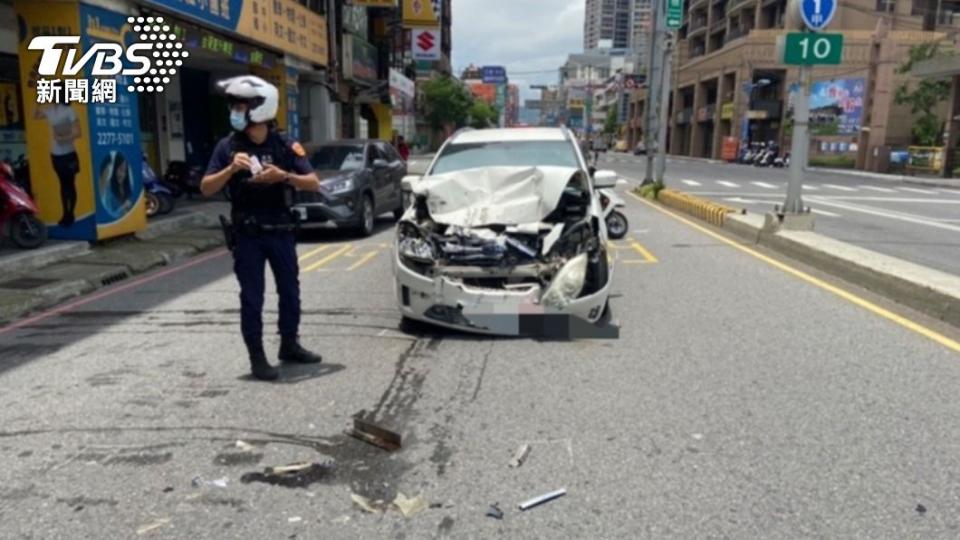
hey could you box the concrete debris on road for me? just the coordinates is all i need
[518,488,567,511]
[486,503,504,520]
[351,493,387,514]
[235,440,255,452]
[240,461,333,489]
[346,413,402,452]
[191,476,229,489]
[392,492,429,518]
[136,517,171,535]
[287,516,303,523]
[508,444,532,468]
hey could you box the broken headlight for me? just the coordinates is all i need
[398,222,436,262]
[540,253,588,310]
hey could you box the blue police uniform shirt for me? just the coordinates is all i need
[206,131,313,217]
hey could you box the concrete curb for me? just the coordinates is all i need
[656,190,960,329]
[806,166,960,189]
[0,241,90,275]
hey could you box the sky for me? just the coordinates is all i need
[451,0,585,102]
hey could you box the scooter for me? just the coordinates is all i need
[142,155,175,217]
[599,185,629,240]
[0,160,47,249]
[161,160,204,199]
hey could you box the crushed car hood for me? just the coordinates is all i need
[412,166,577,227]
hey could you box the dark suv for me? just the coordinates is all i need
[294,140,406,236]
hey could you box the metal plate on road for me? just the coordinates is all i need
[782,32,843,65]
[799,0,837,31]
[666,0,684,29]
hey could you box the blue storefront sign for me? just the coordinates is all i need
[80,4,144,233]
[482,66,507,85]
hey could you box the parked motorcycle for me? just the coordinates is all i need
[0,160,47,249]
[599,186,629,240]
[161,160,204,199]
[142,154,175,217]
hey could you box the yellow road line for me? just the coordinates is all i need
[347,250,380,271]
[627,191,960,354]
[298,244,333,263]
[629,239,659,263]
[303,244,352,272]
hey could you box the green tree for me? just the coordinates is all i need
[420,76,473,131]
[895,42,950,146]
[603,107,620,137]
[468,101,499,129]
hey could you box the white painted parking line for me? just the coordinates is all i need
[751,181,778,189]
[898,186,938,195]
[858,185,897,193]
[681,179,702,187]
[716,181,740,188]
[802,184,820,191]
[806,197,960,233]
[823,184,858,192]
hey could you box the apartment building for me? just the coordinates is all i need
[627,0,959,171]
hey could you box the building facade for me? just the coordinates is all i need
[584,0,635,50]
[626,0,960,171]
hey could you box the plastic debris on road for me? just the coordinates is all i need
[191,475,229,489]
[518,488,567,511]
[393,492,428,518]
[235,440,255,452]
[486,503,504,520]
[508,444,532,468]
[288,516,303,523]
[240,461,333,489]
[351,493,387,514]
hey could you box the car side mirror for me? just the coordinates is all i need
[593,170,619,189]
[373,159,389,169]
[401,174,421,193]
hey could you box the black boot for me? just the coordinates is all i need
[278,337,323,364]
[248,345,279,381]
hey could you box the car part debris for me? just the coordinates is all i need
[191,476,229,489]
[240,461,333,489]
[288,516,302,523]
[393,492,429,518]
[136,517,171,535]
[508,444,532,468]
[518,488,567,511]
[486,503,504,520]
[351,493,387,514]
[346,414,402,452]
[235,440,255,452]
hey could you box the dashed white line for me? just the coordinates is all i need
[717,181,740,188]
[751,181,778,189]
[806,197,960,233]
[810,208,842,218]
[802,184,820,191]
[681,179,702,187]
[823,184,858,192]
[858,185,897,193]
[898,186,938,195]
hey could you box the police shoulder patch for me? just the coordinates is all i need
[291,141,306,157]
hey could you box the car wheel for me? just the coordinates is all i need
[357,194,375,237]
[606,211,629,239]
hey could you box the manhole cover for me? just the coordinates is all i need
[0,277,59,289]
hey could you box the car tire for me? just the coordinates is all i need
[357,194,375,237]
[157,193,175,215]
[606,211,629,239]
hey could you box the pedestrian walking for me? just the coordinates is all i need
[200,75,323,381]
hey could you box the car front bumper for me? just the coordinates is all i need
[393,248,613,337]
[294,191,362,229]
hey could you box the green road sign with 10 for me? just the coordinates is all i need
[782,32,843,65]
[666,0,684,29]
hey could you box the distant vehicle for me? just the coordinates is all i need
[395,127,617,335]
[614,140,628,152]
[0,160,46,249]
[294,140,407,236]
[634,140,648,155]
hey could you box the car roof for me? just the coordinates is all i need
[306,139,381,150]
[449,128,568,144]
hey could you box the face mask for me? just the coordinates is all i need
[230,110,248,131]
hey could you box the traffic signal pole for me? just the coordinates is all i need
[783,63,809,214]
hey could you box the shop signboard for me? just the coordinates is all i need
[285,67,299,140]
[171,20,277,68]
[720,102,734,120]
[403,0,441,27]
[411,28,440,60]
[482,66,507,85]
[145,0,328,66]
[355,0,398,6]
[343,4,369,39]
[350,35,379,82]
[469,83,496,105]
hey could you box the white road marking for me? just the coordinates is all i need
[858,185,897,193]
[724,197,767,205]
[898,186,938,195]
[810,208,842,218]
[751,181,778,189]
[806,197,960,233]
[802,184,820,191]
[823,184,858,192]
[681,179,702,187]
[938,188,960,196]
[716,181,740,188]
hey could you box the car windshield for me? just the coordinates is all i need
[430,141,579,175]
[310,145,365,171]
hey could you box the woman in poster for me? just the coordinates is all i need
[98,151,134,217]
[34,96,81,227]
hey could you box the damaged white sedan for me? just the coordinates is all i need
[393,129,617,336]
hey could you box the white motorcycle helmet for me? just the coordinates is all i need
[216,75,278,124]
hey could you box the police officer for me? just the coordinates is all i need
[201,75,322,381]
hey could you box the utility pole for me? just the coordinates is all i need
[782,63,808,214]
[642,0,662,184]
[655,36,672,183]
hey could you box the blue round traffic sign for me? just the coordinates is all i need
[799,0,837,31]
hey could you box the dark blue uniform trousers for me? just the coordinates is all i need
[233,230,300,349]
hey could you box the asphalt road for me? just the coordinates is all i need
[602,153,960,277]
[1,192,960,538]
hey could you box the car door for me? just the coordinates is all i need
[376,142,405,209]
[366,143,390,213]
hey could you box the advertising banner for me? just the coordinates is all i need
[809,78,864,135]
[80,3,146,240]
[469,83,496,104]
[355,0,397,6]
[145,0,328,66]
[285,67,299,140]
[171,19,278,68]
[411,28,440,60]
[403,0,441,27]
[15,0,97,240]
[482,66,507,85]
